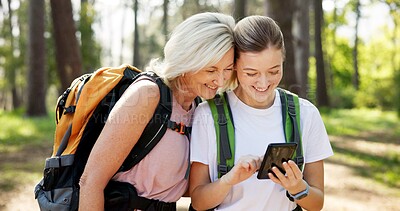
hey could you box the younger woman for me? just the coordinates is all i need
[189,15,333,211]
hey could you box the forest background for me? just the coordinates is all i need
[0,0,399,210]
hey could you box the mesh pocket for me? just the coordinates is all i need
[35,185,72,211]
[35,155,76,211]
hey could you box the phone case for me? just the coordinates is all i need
[257,143,298,179]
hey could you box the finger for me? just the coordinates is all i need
[250,158,260,172]
[282,162,296,180]
[268,173,281,185]
[288,160,303,179]
[271,166,287,182]
[239,160,250,171]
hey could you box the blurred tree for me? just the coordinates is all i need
[293,0,310,98]
[5,0,21,109]
[119,0,128,65]
[50,0,83,92]
[264,0,298,94]
[234,0,246,21]
[314,0,329,107]
[27,0,47,116]
[381,0,400,116]
[163,0,169,44]
[352,0,361,90]
[79,0,101,73]
[133,0,140,67]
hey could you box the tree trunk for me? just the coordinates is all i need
[234,0,246,21]
[265,0,298,94]
[352,0,361,90]
[119,1,127,65]
[293,0,310,98]
[50,0,83,92]
[133,0,140,67]
[314,0,329,107]
[27,0,47,116]
[163,0,169,44]
[6,0,23,109]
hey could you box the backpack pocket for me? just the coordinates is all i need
[35,155,76,211]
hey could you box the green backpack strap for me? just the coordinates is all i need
[208,93,235,178]
[277,88,304,171]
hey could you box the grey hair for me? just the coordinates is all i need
[147,12,235,89]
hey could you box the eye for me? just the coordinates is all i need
[246,73,257,77]
[270,70,280,75]
[205,69,216,73]
[224,68,233,72]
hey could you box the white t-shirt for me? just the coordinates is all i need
[190,90,334,211]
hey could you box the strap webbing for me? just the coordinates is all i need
[287,93,304,170]
[278,88,304,171]
[215,96,232,176]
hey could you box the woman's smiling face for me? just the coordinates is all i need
[235,47,283,109]
[183,48,234,100]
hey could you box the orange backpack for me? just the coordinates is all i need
[35,64,192,210]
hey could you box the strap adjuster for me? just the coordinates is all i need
[218,164,228,175]
[294,156,304,166]
[167,121,186,135]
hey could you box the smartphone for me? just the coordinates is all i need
[257,143,298,179]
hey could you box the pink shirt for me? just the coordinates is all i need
[113,95,195,202]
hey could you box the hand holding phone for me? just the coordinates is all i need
[257,143,297,179]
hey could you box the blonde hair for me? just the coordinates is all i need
[147,12,235,90]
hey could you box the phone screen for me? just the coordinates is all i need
[257,143,298,179]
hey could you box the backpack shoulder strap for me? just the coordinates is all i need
[208,93,235,178]
[119,71,173,172]
[277,88,304,171]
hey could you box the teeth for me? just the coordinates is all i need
[254,87,267,92]
[206,84,218,90]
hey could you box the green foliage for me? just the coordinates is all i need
[330,86,356,108]
[79,2,102,73]
[353,28,396,110]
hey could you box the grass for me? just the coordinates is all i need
[0,109,55,152]
[321,108,400,188]
[0,108,399,195]
[0,109,55,191]
[321,108,399,137]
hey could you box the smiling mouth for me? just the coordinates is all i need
[206,84,218,90]
[253,86,268,92]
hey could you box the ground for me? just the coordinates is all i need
[1,135,399,211]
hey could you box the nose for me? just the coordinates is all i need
[257,74,269,87]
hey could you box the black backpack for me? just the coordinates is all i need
[34,64,195,210]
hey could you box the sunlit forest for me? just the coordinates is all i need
[0,0,399,115]
[0,0,399,210]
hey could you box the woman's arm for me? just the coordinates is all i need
[295,160,325,211]
[189,155,261,210]
[78,80,160,211]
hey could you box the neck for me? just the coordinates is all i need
[172,87,196,111]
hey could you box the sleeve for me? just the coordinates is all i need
[190,102,216,165]
[301,101,334,163]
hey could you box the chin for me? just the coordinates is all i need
[199,90,218,100]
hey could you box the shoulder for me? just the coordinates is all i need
[194,100,212,116]
[122,79,161,108]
